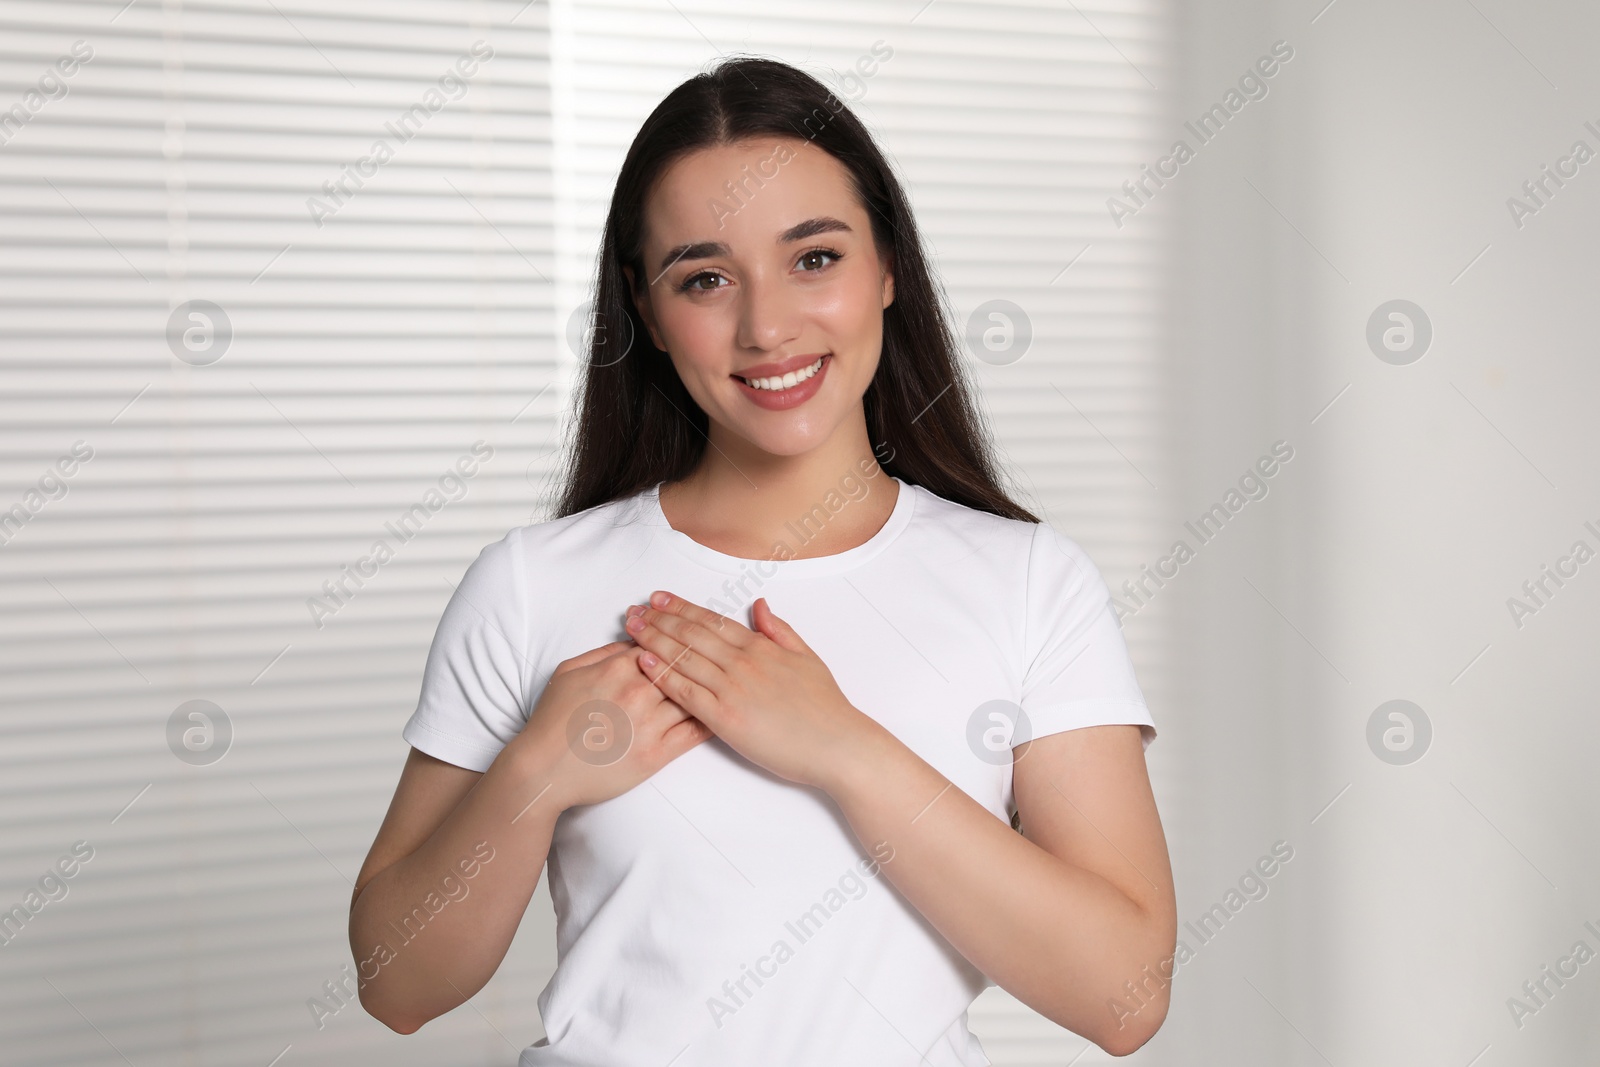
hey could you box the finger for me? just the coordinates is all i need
[645,590,755,647]
[630,622,723,694]
[636,644,719,724]
[752,598,810,654]
[627,607,738,677]
[554,640,635,675]
[648,691,695,723]
[660,714,714,756]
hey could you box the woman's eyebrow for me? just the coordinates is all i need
[656,240,727,277]
[655,217,853,276]
[778,215,851,243]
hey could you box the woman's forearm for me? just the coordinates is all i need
[349,737,566,1033]
[821,721,1174,1054]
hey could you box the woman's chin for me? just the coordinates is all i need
[716,413,841,460]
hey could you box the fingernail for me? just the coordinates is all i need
[626,604,644,618]
[651,591,670,607]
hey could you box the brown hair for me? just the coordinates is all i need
[553,55,1037,527]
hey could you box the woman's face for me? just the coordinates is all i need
[626,136,895,459]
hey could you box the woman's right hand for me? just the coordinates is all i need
[512,639,713,810]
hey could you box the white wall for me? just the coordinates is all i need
[1138,0,1600,1062]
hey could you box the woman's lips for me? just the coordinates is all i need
[732,354,831,411]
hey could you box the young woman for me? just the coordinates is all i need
[350,57,1176,1065]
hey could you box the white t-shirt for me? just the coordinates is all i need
[402,474,1155,1067]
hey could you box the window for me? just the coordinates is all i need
[0,1,1167,1061]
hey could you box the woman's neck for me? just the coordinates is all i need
[657,443,898,562]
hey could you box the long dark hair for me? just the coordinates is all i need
[553,55,1038,525]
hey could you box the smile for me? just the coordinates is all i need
[731,355,832,411]
[733,356,826,391]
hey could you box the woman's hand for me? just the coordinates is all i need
[622,592,887,792]
[513,639,713,810]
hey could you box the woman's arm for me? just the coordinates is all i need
[349,740,565,1034]
[350,639,710,1034]
[822,721,1176,1055]
[623,592,1177,1054]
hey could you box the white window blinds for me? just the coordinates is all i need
[0,1,1168,1063]
[2,2,558,1064]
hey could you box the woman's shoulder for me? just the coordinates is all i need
[467,486,654,574]
[905,480,1105,585]
[903,479,1048,549]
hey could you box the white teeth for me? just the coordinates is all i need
[740,357,824,391]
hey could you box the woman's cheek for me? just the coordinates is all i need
[832,285,883,362]
[661,301,729,369]
[803,287,861,344]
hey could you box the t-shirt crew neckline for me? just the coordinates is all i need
[642,475,916,579]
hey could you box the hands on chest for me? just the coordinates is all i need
[512,591,888,812]
[623,591,887,795]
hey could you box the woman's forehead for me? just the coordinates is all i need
[642,138,864,251]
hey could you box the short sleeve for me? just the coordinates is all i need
[401,529,532,772]
[1016,522,1156,750]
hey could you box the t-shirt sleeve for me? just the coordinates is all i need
[401,528,533,772]
[1016,521,1156,750]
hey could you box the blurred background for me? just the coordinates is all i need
[1,0,1596,1063]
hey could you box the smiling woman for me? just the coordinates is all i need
[348,56,1177,1064]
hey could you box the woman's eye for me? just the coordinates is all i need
[797,249,840,272]
[682,271,725,291]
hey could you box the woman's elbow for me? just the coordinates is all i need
[1092,909,1178,1053]
[1052,960,1172,1057]
[358,986,427,1035]
[1091,990,1170,1057]
[380,1013,425,1037]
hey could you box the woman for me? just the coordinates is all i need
[350,56,1176,1065]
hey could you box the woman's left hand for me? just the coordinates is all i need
[622,591,885,792]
